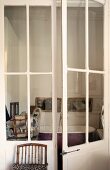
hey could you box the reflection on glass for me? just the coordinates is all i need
[5,75,27,140]
[89,3,103,70]
[67,72,86,146]
[4,7,27,72]
[30,75,52,140]
[89,73,104,142]
[67,6,85,69]
[29,7,52,72]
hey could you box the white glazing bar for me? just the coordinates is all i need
[85,0,89,143]
[29,72,52,75]
[26,4,31,141]
[4,72,27,75]
[67,68,105,74]
[4,0,104,7]
[89,70,105,74]
[85,0,89,70]
[67,68,87,72]
[29,0,52,6]
[4,0,27,6]
[3,72,53,75]
[52,1,57,170]
[62,0,68,151]
[58,0,104,7]
[4,0,52,6]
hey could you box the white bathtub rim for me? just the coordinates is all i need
[39,125,96,134]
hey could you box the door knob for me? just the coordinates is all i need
[60,149,80,155]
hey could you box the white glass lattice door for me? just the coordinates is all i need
[62,0,109,170]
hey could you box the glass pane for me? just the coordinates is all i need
[89,2,104,71]
[67,2,85,69]
[5,75,28,140]
[29,7,52,72]
[67,72,86,146]
[89,73,104,142]
[30,75,52,140]
[4,7,27,72]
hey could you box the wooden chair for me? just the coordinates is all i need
[12,143,48,170]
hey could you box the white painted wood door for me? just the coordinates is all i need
[62,0,109,170]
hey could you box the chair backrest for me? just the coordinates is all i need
[16,143,47,165]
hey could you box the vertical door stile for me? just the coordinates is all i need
[104,0,109,142]
[62,0,68,151]
[62,0,68,169]
[26,4,30,141]
[85,0,89,143]
[0,0,6,141]
[52,0,57,170]
[0,2,7,169]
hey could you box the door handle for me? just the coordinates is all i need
[60,149,80,156]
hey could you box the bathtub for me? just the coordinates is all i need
[37,125,99,146]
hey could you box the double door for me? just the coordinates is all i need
[0,0,109,170]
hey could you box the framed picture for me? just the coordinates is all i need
[68,98,93,112]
